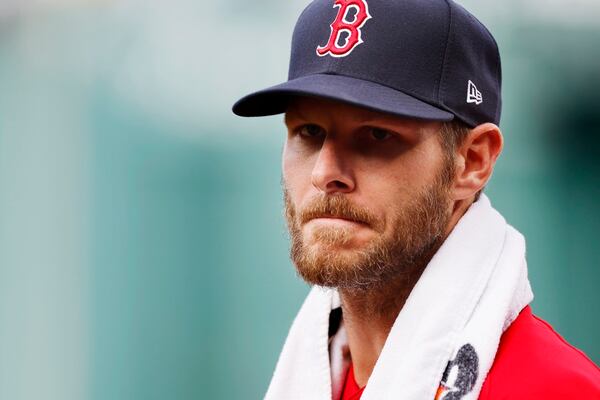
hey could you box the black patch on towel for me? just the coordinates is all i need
[438,343,479,399]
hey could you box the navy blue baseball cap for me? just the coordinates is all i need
[232,0,502,128]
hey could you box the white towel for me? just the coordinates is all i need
[264,195,533,400]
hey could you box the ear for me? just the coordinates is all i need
[452,123,503,200]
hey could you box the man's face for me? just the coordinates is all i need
[282,97,456,290]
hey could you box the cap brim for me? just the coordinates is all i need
[232,74,454,122]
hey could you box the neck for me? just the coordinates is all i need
[338,261,425,387]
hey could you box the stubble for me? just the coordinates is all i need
[283,166,453,292]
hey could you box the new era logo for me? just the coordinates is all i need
[467,80,483,105]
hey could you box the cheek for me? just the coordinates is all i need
[385,144,445,188]
[282,141,316,199]
[357,158,440,220]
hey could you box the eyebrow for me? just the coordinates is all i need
[284,106,309,126]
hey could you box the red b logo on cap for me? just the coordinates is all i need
[317,0,372,58]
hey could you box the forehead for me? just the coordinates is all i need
[284,96,442,133]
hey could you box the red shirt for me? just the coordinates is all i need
[340,363,365,400]
[478,306,600,399]
[342,306,600,399]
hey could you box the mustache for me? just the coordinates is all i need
[298,195,380,229]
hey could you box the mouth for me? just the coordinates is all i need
[307,215,369,226]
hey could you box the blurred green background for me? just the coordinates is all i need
[0,0,598,399]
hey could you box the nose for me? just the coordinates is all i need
[311,137,355,194]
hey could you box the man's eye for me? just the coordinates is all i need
[298,124,325,138]
[370,128,392,141]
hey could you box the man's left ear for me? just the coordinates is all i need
[452,123,503,200]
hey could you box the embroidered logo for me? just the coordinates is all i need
[316,0,372,58]
[466,80,483,105]
[435,343,479,400]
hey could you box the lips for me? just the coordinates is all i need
[310,215,367,225]
[296,194,378,229]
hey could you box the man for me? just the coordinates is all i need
[233,0,600,399]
